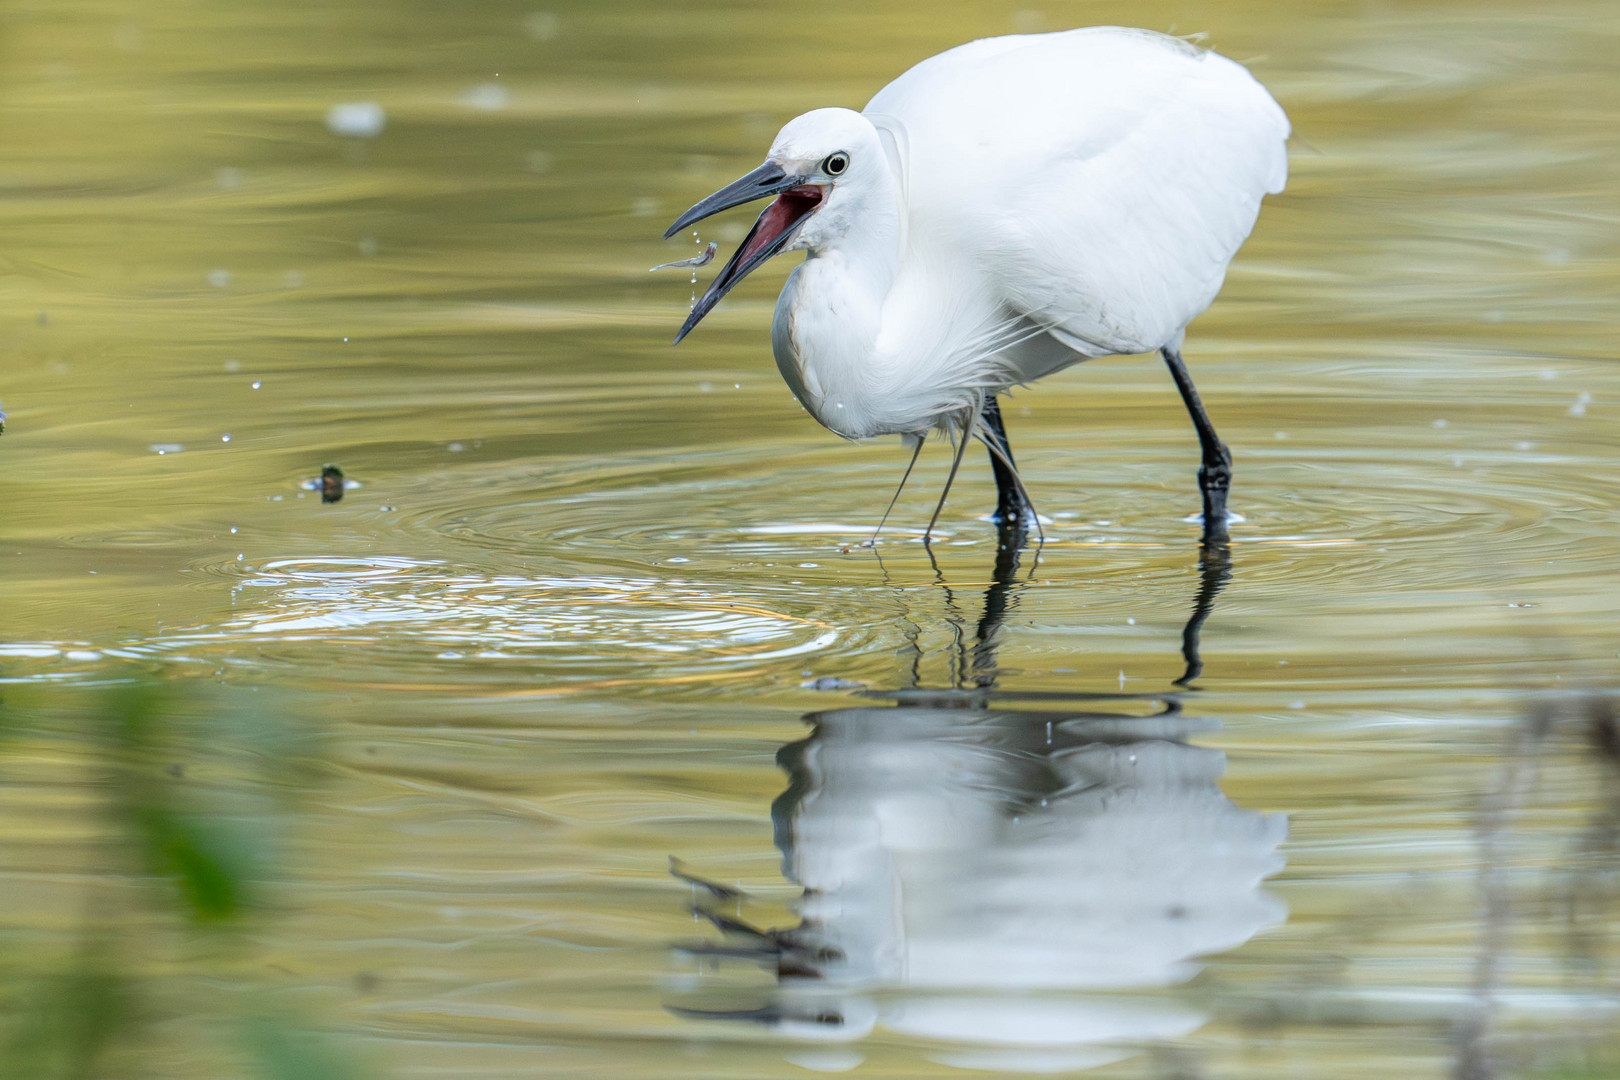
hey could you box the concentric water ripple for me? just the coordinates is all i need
[375,434,1618,595]
[2,557,850,691]
[12,430,1614,695]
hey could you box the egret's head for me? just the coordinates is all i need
[664,107,885,344]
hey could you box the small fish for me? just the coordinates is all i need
[649,242,716,272]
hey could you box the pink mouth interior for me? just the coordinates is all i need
[737,186,823,265]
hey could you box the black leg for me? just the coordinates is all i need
[1160,346,1232,542]
[982,396,1032,527]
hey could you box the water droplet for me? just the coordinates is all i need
[221,433,231,443]
[251,380,262,390]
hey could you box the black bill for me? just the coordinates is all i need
[664,162,822,344]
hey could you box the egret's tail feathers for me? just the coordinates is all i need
[868,435,926,546]
[924,309,1076,419]
[924,398,982,542]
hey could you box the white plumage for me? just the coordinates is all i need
[667,26,1288,533]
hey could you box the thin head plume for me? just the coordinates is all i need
[923,397,981,543]
[867,435,926,547]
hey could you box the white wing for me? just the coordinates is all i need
[865,27,1288,356]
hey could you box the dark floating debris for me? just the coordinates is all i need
[800,676,864,691]
[301,465,360,501]
[320,464,345,503]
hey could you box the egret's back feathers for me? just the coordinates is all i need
[865,26,1288,361]
[694,26,1290,440]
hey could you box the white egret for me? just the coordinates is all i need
[665,26,1288,541]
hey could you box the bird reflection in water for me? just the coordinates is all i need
[669,527,1285,1072]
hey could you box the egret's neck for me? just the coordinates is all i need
[772,178,904,439]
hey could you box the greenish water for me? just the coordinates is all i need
[2,1,1618,1077]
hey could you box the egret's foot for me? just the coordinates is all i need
[1197,485,1231,542]
[1183,509,1246,526]
[1195,448,1233,542]
[990,506,1033,555]
[989,499,1035,529]
[991,502,1039,556]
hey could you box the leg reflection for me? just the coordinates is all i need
[1176,539,1233,688]
[925,516,1229,696]
[669,537,1279,1070]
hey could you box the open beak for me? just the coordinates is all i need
[664,162,824,344]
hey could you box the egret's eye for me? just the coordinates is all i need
[822,152,850,176]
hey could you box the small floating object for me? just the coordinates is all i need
[320,464,345,503]
[801,676,863,691]
[650,243,716,272]
[301,467,360,499]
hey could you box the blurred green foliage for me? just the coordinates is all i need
[2,957,127,1080]
[246,1018,368,1080]
[109,684,261,923]
[0,677,372,1080]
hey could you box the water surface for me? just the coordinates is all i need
[2,1,1618,1077]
